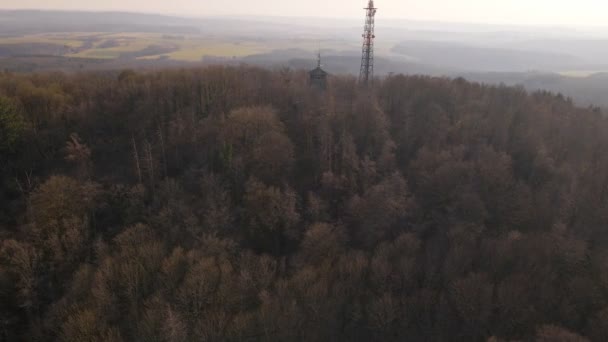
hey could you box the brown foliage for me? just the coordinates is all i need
[2,66,608,341]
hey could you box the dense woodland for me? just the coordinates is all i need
[1,66,608,341]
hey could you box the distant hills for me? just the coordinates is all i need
[3,10,608,107]
[392,41,582,72]
[0,10,200,35]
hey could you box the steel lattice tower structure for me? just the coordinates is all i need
[359,0,377,86]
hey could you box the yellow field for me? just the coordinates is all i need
[0,34,84,48]
[0,33,273,60]
[558,70,608,78]
[0,32,363,62]
[68,40,153,59]
[138,40,269,61]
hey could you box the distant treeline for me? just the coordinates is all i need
[1,66,608,341]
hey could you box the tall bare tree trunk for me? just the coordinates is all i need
[132,135,142,184]
[158,124,168,179]
[144,140,155,190]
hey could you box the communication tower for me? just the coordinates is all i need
[359,0,377,86]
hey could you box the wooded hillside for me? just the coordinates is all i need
[1,66,608,341]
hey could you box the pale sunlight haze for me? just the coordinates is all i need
[2,0,608,26]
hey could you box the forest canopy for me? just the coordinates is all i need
[1,66,608,341]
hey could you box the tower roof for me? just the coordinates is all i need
[309,66,328,76]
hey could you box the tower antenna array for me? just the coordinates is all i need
[359,0,377,86]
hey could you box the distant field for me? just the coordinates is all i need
[558,70,608,78]
[0,34,83,48]
[138,40,269,61]
[0,32,357,62]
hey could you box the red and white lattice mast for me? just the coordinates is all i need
[359,0,377,86]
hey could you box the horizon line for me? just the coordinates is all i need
[1,8,608,31]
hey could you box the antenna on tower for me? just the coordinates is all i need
[359,0,377,86]
[317,42,322,68]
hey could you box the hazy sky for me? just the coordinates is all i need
[2,0,608,27]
